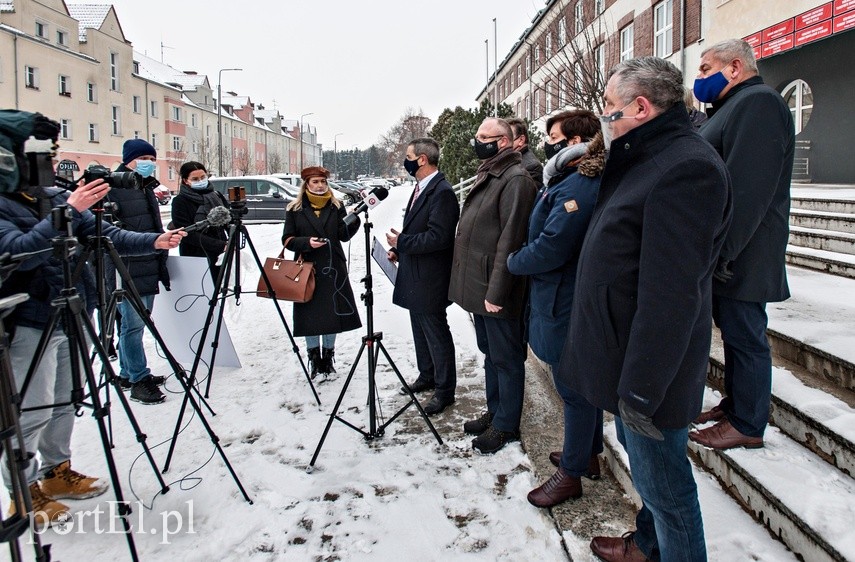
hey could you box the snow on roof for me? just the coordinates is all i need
[0,1,15,13]
[67,4,110,41]
[133,50,198,93]
[254,109,280,122]
[221,94,250,109]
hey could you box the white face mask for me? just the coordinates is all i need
[598,101,634,152]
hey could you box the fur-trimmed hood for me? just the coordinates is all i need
[577,132,606,178]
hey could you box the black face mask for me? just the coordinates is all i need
[544,139,568,160]
[403,157,421,177]
[471,138,500,160]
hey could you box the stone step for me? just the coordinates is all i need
[602,421,799,561]
[791,209,855,234]
[789,225,855,255]
[786,245,855,279]
[765,327,855,394]
[688,388,855,562]
[791,196,855,215]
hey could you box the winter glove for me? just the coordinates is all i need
[619,398,664,441]
[713,257,734,284]
[31,113,60,141]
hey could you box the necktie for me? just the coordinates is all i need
[409,182,421,210]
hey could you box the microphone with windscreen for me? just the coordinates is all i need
[343,186,389,226]
[180,205,231,233]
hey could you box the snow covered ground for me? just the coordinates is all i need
[0,184,809,561]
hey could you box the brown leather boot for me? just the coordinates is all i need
[526,468,582,507]
[549,452,601,480]
[590,532,650,562]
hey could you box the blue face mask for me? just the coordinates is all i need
[134,160,156,178]
[190,179,209,190]
[693,71,729,103]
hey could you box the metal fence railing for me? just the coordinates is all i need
[452,176,477,205]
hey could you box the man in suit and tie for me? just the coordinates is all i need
[387,138,460,416]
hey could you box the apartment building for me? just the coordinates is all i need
[0,0,322,190]
[481,0,853,184]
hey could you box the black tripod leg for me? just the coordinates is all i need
[240,227,320,405]
[64,303,139,560]
[376,341,443,444]
[309,341,370,469]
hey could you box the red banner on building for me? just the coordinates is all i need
[834,10,855,31]
[744,31,763,47]
[834,0,855,15]
[763,18,795,42]
[753,45,763,60]
[795,20,834,45]
[797,3,833,29]
[762,34,795,57]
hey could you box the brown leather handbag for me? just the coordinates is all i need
[257,238,315,302]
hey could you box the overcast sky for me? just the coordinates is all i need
[71,0,545,149]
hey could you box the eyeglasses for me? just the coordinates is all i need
[471,134,503,146]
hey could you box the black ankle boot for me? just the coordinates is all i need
[322,347,336,374]
[307,347,321,378]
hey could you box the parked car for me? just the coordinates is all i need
[153,185,172,205]
[329,181,362,205]
[271,173,302,189]
[208,175,295,221]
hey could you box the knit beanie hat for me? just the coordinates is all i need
[122,139,157,164]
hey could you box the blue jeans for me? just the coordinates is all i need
[712,295,771,437]
[305,333,337,349]
[615,417,706,562]
[548,363,603,476]
[118,294,154,383]
[473,314,526,433]
[2,326,84,487]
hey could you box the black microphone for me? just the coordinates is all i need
[180,206,231,233]
[343,187,389,226]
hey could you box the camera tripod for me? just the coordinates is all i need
[309,214,443,469]
[162,201,320,472]
[71,204,250,504]
[0,255,51,562]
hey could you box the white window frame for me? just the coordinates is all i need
[56,29,68,46]
[171,106,182,122]
[150,133,157,149]
[559,18,567,45]
[192,141,199,153]
[191,113,198,127]
[535,44,541,66]
[109,52,119,91]
[534,89,542,117]
[525,54,531,78]
[24,66,39,89]
[87,82,96,103]
[517,64,521,85]
[621,24,635,61]
[595,0,605,15]
[134,130,141,140]
[654,0,674,58]
[58,74,70,96]
[111,106,121,136]
[60,119,71,140]
[88,123,98,143]
[132,95,141,113]
[172,136,181,150]
[150,100,158,118]
[545,32,552,58]
[559,72,568,107]
[575,1,584,34]
[782,79,813,134]
[546,81,553,113]
[35,21,47,39]
[596,44,605,86]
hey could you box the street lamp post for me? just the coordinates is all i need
[217,68,242,176]
[333,132,343,178]
[299,112,314,171]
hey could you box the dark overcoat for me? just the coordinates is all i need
[520,147,544,185]
[104,164,168,295]
[448,149,537,320]
[507,158,601,365]
[392,172,459,314]
[557,104,732,429]
[171,184,229,261]
[282,200,361,337]
[700,76,794,303]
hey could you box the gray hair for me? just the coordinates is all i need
[483,117,514,142]
[408,137,440,166]
[608,56,685,111]
[702,39,759,74]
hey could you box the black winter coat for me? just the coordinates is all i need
[103,165,168,296]
[0,188,159,330]
[557,103,732,429]
[171,184,229,262]
[700,76,794,303]
[282,200,361,337]
[520,147,544,185]
[391,172,459,314]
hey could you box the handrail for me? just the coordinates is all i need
[452,175,477,204]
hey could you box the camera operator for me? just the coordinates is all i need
[103,139,170,405]
[0,109,185,526]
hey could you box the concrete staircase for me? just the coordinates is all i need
[788,192,855,279]
[523,187,855,561]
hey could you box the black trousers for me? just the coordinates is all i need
[410,310,456,400]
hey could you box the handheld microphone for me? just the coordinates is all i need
[344,186,389,226]
[180,205,231,233]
